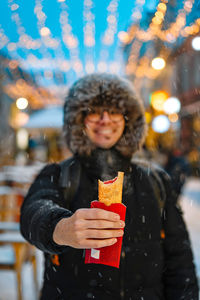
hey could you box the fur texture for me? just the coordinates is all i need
[63,73,147,157]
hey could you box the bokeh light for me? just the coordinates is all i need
[16,98,29,110]
[150,91,168,111]
[151,57,166,70]
[192,36,200,51]
[163,97,181,114]
[16,128,29,149]
[168,113,179,123]
[40,27,51,37]
[152,115,170,133]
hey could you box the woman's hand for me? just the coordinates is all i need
[53,208,125,249]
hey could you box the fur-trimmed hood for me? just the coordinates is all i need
[63,73,147,158]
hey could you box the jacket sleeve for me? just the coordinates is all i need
[20,163,72,254]
[160,171,199,300]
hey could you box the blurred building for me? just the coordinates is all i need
[121,1,200,175]
[0,52,63,165]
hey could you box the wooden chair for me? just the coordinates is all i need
[0,184,38,300]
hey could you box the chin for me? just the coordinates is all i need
[95,142,116,149]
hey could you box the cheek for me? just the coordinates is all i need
[118,121,125,136]
[84,122,96,139]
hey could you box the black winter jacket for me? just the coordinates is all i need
[20,150,199,300]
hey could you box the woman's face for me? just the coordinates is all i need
[84,111,125,149]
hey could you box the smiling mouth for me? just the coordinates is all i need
[96,130,113,135]
[94,129,116,138]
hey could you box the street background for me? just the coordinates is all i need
[0,0,199,299]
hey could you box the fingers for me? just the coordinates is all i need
[85,229,124,239]
[84,238,118,249]
[76,208,120,221]
[83,219,125,229]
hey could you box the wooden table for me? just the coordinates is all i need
[0,223,37,300]
[0,221,20,231]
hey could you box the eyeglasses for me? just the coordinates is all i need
[86,112,124,123]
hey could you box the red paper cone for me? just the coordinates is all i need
[85,201,126,268]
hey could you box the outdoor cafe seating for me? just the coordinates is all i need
[0,169,40,300]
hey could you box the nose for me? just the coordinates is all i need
[99,111,112,124]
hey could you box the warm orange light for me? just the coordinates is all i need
[168,113,178,123]
[155,11,164,19]
[152,17,162,25]
[9,60,18,69]
[150,91,168,111]
[145,112,152,124]
[158,3,167,12]
[118,31,130,44]
[14,112,29,127]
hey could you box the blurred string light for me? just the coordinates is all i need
[123,0,197,44]
[16,97,29,110]
[151,57,166,70]
[4,79,60,109]
[0,27,9,49]
[1,0,198,55]
[8,0,31,53]
[163,97,181,114]
[131,0,145,22]
[192,36,200,51]
[83,0,95,73]
[0,0,199,98]
[100,0,122,74]
[40,27,50,37]
[34,0,60,52]
[118,31,130,44]
[152,115,170,133]
[125,39,142,75]
[124,0,168,78]
[34,0,66,86]
[123,0,146,76]
[8,0,41,53]
[102,0,119,46]
[58,0,81,75]
[124,0,198,81]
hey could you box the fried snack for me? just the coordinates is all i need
[98,172,124,206]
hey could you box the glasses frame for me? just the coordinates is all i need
[85,110,124,123]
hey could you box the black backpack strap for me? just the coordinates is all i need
[148,167,167,210]
[133,159,166,210]
[59,157,81,209]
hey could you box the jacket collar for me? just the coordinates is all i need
[77,147,132,182]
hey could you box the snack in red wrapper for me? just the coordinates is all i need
[85,172,126,268]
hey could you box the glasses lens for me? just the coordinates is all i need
[109,113,123,122]
[87,113,101,122]
[86,108,124,123]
